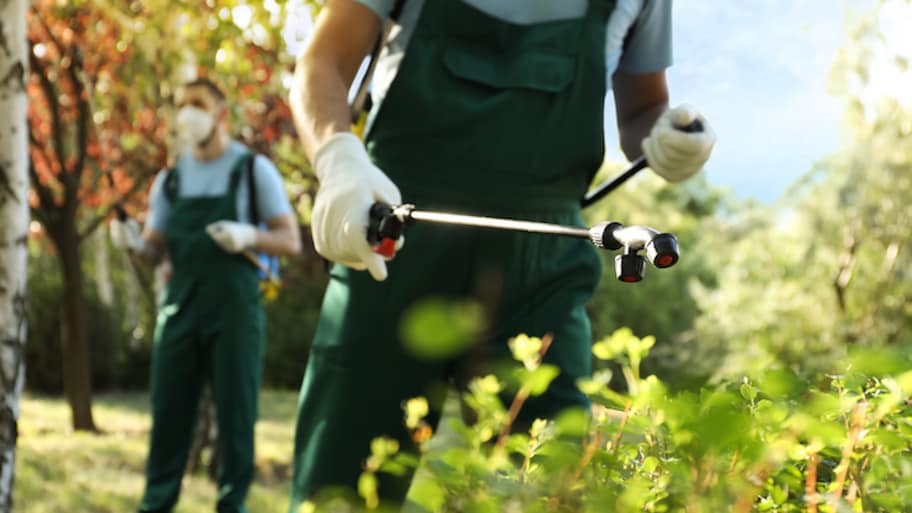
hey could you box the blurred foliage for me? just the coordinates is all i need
[305,332,912,513]
[681,0,912,383]
[25,233,326,392]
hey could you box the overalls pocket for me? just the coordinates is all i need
[442,44,575,93]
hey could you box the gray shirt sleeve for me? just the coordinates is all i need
[354,0,396,19]
[146,170,170,233]
[617,0,673,73]
[252,155,293,223]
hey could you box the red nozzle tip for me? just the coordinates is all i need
[374,238,397,258]
[656,254,676,268]
[621,275,640,283]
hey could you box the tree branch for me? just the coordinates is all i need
[67,46,90,197]
[78,170,154,241]
[28,130,64,209]
[833,236,858,314]
[28,43,68,183]
[28,159,55,230]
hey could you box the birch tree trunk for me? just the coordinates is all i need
[0,0,30,509]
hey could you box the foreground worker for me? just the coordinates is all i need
[111,77,301,513]
[288,0,716,506]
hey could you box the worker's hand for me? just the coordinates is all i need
[312,132,402,281]
[642,105,716,183]
[110,218,145,251]
[206,221,257,253]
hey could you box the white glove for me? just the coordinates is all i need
[312,132,402,281]
[110,218,145,251]
[206,220,258,253]
[642,104,716,183]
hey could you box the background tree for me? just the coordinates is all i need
[681,0,912,382]
[25,0,319,431]
[27,0,169,431]
[0,0,29,508]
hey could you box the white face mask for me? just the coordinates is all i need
[176,106,216,146]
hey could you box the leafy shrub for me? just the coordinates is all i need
[302,329,912,513]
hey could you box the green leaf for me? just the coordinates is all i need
[407,477,446,513]
[403,397,429,429]
[508,334,543,369]
[641,456,659,474]
[505,433,530,455]
[554,407,591,437]
[400,298,485,360]
[593,327,635,361]
[523,364,561,396]
[757,368,805,399]
[740,383,757,402]
[846,346,911,377]
[370,437,399,459]
[358,473,378,509]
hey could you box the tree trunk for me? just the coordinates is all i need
[55,225,97,431]
[0,0,30,509]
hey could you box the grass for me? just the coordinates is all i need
[15,389,299,513]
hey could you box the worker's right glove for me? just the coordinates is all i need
[642,104,716,183]
[110,218,145,252]
[312,132,402,281]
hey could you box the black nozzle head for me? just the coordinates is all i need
[615,253,646,283]
[368,202,403,245]
[589,221,624,250]
[646,233,679,268]
[679,119,704,133]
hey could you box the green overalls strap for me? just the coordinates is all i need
[291,0,614,508]
[140,153,265,513]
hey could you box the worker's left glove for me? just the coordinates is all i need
[642,104,716,183]
[110,218,145,252]
[206,220,257,253]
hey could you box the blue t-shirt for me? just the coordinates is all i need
[147,141,292,233]
[356,0,673,130]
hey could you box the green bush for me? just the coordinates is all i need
[305,329,912,513]
[261,263,327,389]
[25,240,156,393]
[25,238,325,393]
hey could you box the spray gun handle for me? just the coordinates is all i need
[368,202,409,258]
[678,118,704,133]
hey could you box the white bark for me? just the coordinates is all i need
[0,0,29,509]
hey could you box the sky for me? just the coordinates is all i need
[603,0,878,203]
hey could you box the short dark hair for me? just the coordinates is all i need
[183,77,226,103]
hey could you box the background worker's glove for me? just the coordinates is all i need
[206,220,257,253]
[642,104,716,183]
[110,218,145,252]
[312,132,402,281]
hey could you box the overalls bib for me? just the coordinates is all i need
[140,156,265,513]
[291,0,614,506]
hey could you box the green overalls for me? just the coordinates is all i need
[291,0,614,506]
[140,155,265,513]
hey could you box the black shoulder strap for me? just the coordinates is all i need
[246,153,259,226]
[163,166,179,202]
[390,0,407,21]
[349,0,408,121]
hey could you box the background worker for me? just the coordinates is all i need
[288,0,715,506]
[111,77,301,513]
